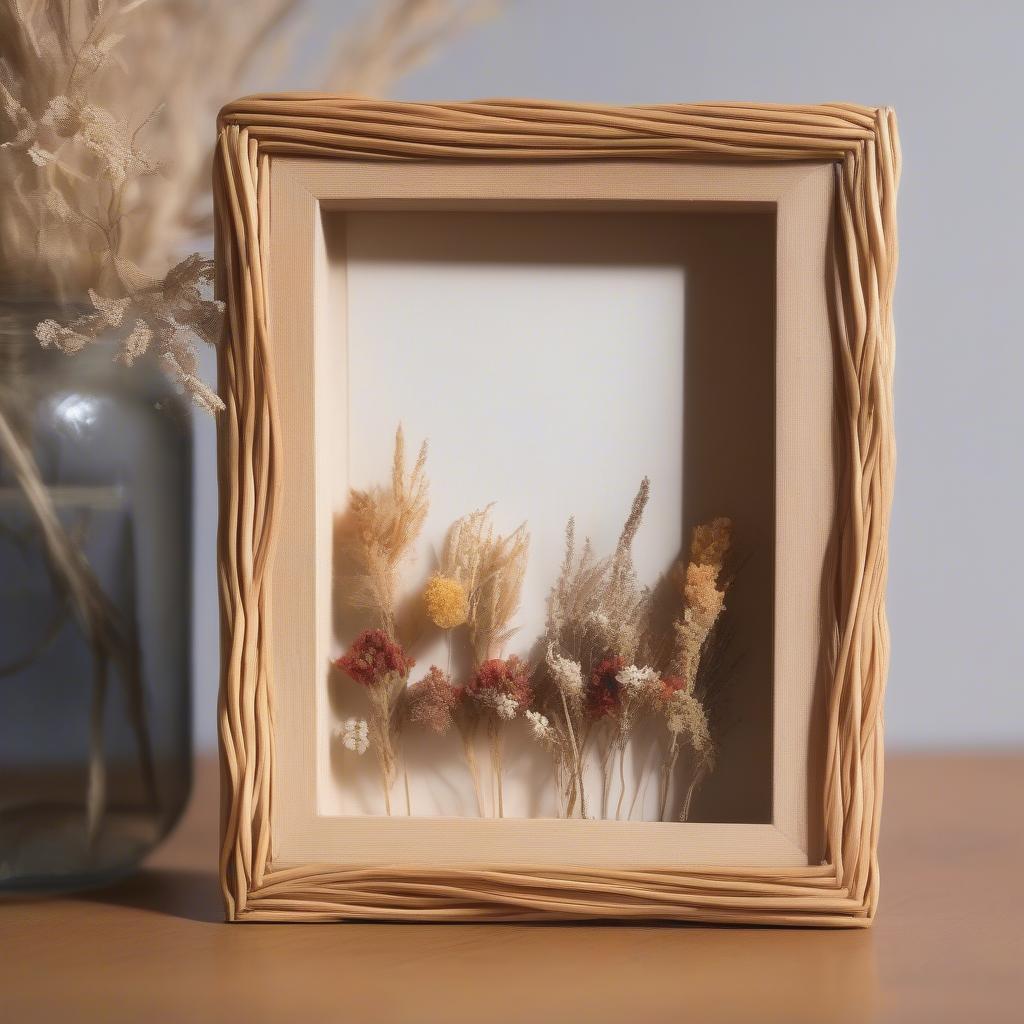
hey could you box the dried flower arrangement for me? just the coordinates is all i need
[0,0,494,842]
[333,426,735,822]
[333,425,428,813]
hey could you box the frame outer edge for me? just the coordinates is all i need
[213,98,899,926]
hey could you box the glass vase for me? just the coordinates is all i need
[0,296,192,891]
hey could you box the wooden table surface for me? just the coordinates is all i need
[1,753,1021,1023]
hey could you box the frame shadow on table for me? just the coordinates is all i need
[76,866,223,924]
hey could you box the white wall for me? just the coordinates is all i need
[192,0,1024,749]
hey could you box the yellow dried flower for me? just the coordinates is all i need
[689,517,732,570]
[684,563,725,629]
[423,574,469,630]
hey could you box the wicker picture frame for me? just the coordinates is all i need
[213,97,899,926]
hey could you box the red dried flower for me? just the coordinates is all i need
[660,675,688,703]
[586,655,625,719]
[468,655,532,708]
[334,628,414,687]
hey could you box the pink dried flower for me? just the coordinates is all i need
[407,667,463,734]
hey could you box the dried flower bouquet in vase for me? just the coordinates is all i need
[0,0,498,888]
[332,424,736,822]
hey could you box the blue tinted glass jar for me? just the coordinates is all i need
[0,296,192,890]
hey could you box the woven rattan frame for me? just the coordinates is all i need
[214,97,899,926]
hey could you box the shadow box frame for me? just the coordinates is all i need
[213,97,899,926]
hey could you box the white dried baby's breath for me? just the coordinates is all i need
[337,717,370,755]
[495,694,518,721]
[474,689,518,721]
[27,143,56,167]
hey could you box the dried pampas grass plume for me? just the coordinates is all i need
[538,479,653,819]
[438,505,529,666]
[344,425,429,638]
[469,520,529,666]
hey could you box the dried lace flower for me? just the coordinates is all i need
[423,573,469,630]
[77,102,161,185]
[337,718,370,755]
[525,709,553,741]
[334,629,414,688]
[29,256,227,411]
[586,655,624,719]
[545,645,583,698]
[407,667,462,734]
[616,664,660,697]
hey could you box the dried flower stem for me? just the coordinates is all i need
[615,741,630,821]
[456,723,486,817]
[628,739,660,820]
[0,392,157,840]
[558,689,587,819]
[366,689,395,816]
[659,736,681,821]
[681,764,708,823]
[487,719,504,818]
[599,731,615,819]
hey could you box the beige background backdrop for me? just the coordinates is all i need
[191,0,1024,750]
